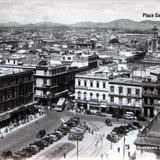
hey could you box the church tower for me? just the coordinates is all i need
[152,25,158,53]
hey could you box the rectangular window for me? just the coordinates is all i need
[136,89,140,95]
[97,82,99,88]
[103,82,106,88]
[119,98,122,103]
[43,78,47,85]
[44,70,47,75]
[127,98,131,104]
[110,86,114,92]
[127,88,131,95]
[110,96,114,102]
[119,87,123,94]
[78,80,81,86]
[84,80,87,87]
[90,81,93,87]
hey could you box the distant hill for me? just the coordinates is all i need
[1,19,160,31]
[71,19,160,30]
[0,22,21,27]
[23,22,66,28]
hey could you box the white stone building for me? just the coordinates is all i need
[75,69,110,112]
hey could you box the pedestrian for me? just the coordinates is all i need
[128,144,130,150]
[35,120,38,124]
[126,144,129,149]
[92,129,94,134]
[118,147,120,153]
[101,153,103,160]
[64,153,66,159]
[128,151,130,157]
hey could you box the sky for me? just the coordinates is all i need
[0,0,160,24]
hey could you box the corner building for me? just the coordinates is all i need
[0,67,35,127]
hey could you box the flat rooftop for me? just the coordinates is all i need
[77,67,110,79]
[109,77,142,86]
[147,65,160,75]
[134,113,160,147]
[0,67,25,77]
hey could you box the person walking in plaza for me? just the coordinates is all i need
[118,147,120,153]
[128,151,130,157]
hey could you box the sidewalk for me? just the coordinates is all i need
[107,130,138,160]
[0,113,45,139]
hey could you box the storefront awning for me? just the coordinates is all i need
[110,105,142,110]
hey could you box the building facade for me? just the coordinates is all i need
[142,76,160,117]
[75,70,109,112]
[34,62,69,105]
[108,78,142,115]
[0,67,35,127]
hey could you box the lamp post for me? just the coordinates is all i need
[77,134,79,160]
[123,108,126,160]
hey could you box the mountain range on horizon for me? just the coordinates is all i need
[1,19,160,31]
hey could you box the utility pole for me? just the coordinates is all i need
[77,130,79,160]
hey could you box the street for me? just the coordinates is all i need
[0,108,142,160]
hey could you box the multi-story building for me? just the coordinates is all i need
[0,67,35,127]
[34,61,89,106]
[34,62,69,105]
[142,75,160,117]
[109,77,142,115]
[75,69,110,112]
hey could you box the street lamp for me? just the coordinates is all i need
[77,134,79,160]
[123,108,126,160]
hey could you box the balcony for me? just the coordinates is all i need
[142,81,160,87]
[42,84,51,89]
[75,86,88,89]
[109,93,141,99]
[142,90,160,98]
[142,103,155,108]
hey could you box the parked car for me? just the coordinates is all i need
[1,150,13,159]
[53,131,63,139]
[68,132,83,141]
[137,116,147,122]
[18,148,32,158]
[48,134,58,142]
[30,141,45,150]
[25,146,39,155]
[70,128,84,136]
[28,144,40,153]
[40,139,49,147]
[36,129,46,138]
[76,124,87,132]
[123,114,137,120]
[132,121,142,129]
[60,124,70,131]
[127,124,138,130]
[84,109,92,115]
[58,127,68,135]
[41,136,54,144]
[15,150,30,158]
[105,118,112,126]
[106,132,120,143]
